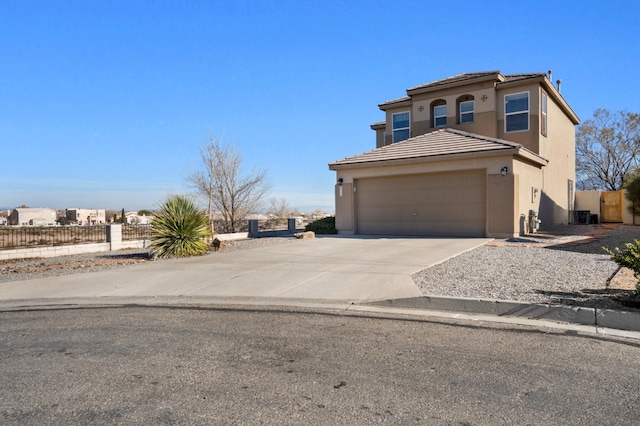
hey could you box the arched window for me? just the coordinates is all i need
[456,95,474,124]
[431,100,446,128]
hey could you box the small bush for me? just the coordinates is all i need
[305,216,337,234]
[604,240,640,296]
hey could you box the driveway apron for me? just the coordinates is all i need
[0,236,491,304]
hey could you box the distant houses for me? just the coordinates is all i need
[8,208,57,226]
[65,208,107,225]
[125,211,153,225]
[2,207,146,226]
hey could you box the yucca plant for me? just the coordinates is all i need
[150,195,212,258]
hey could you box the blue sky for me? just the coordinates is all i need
[1,0,639,212]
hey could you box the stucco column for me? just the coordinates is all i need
[106,224,123,251]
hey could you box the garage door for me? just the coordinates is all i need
[355,170,486,236]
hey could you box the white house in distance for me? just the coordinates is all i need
[125,211,153,225]
[8,208,57,226]
[65,208,106,225]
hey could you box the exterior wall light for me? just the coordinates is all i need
[337,178,343,185]
[501,166,508,176]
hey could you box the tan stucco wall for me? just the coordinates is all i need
[375,129,385,148]
[496,83,540,151]
[537,87,576,226]
[575,190,600,223]
[512,160,544,230]
[382,81,499,142]
[335,183,354,232]
[487,173,519,237]
[335,155,512,184]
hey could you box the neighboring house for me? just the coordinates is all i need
[65,208,106,225]
[0,217,7,226]
[329,71,579,238]
[8,208,57,226]
[125,212,153,225]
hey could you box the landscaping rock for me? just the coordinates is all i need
[294,231,315,239]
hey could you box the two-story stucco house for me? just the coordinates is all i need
[329,71,579,238]
[65,208,106,225]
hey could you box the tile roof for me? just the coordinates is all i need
[502,73,546,82]
[380,71,550,107]
[329,128,546,168]
[407,71,501,92]
[378,95,411,107]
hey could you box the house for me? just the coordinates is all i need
[65,208,106,225]
[125,211,153,225]
[8,208,57,226]
[329,71,579,238]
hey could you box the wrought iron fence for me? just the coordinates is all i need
[0,226,106,249]
[122,224,152,241]
[0,224,153,250]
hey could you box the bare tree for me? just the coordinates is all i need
[576,109,640,190]
[268,197,293,219]
[187,136,271,233]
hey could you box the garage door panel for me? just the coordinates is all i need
[356,170,486,237]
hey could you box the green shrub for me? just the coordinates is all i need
[604,240,640,296]
[150,195,212,258]
[305,216,337,234]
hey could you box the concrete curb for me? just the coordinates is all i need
[2,296,640,341]
[367,295,640,332]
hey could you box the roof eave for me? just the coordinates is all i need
[378,98,412,110]
[406,72,504,96]
[540,78,580,124]
[329,147,545,170]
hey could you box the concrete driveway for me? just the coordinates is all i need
[0,235,491,305]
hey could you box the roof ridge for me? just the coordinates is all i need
[407,71,502,91]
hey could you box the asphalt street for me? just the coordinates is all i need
[1,306,639,425]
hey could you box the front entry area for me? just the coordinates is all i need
[354,169,486,236]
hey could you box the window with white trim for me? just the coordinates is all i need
[505,91,529,132]
[392,112,410,143]
[460,100,474,124]
[541,91,548,136]
[434,105,447,127]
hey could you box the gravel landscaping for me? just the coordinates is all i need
[1,228,639,311]
[413,224,640,311]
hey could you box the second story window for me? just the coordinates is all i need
[505,91,529,132]
[541,91,548,136]
[460,100,474,124]
[392,112,410,143]
[434,105,447,127]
